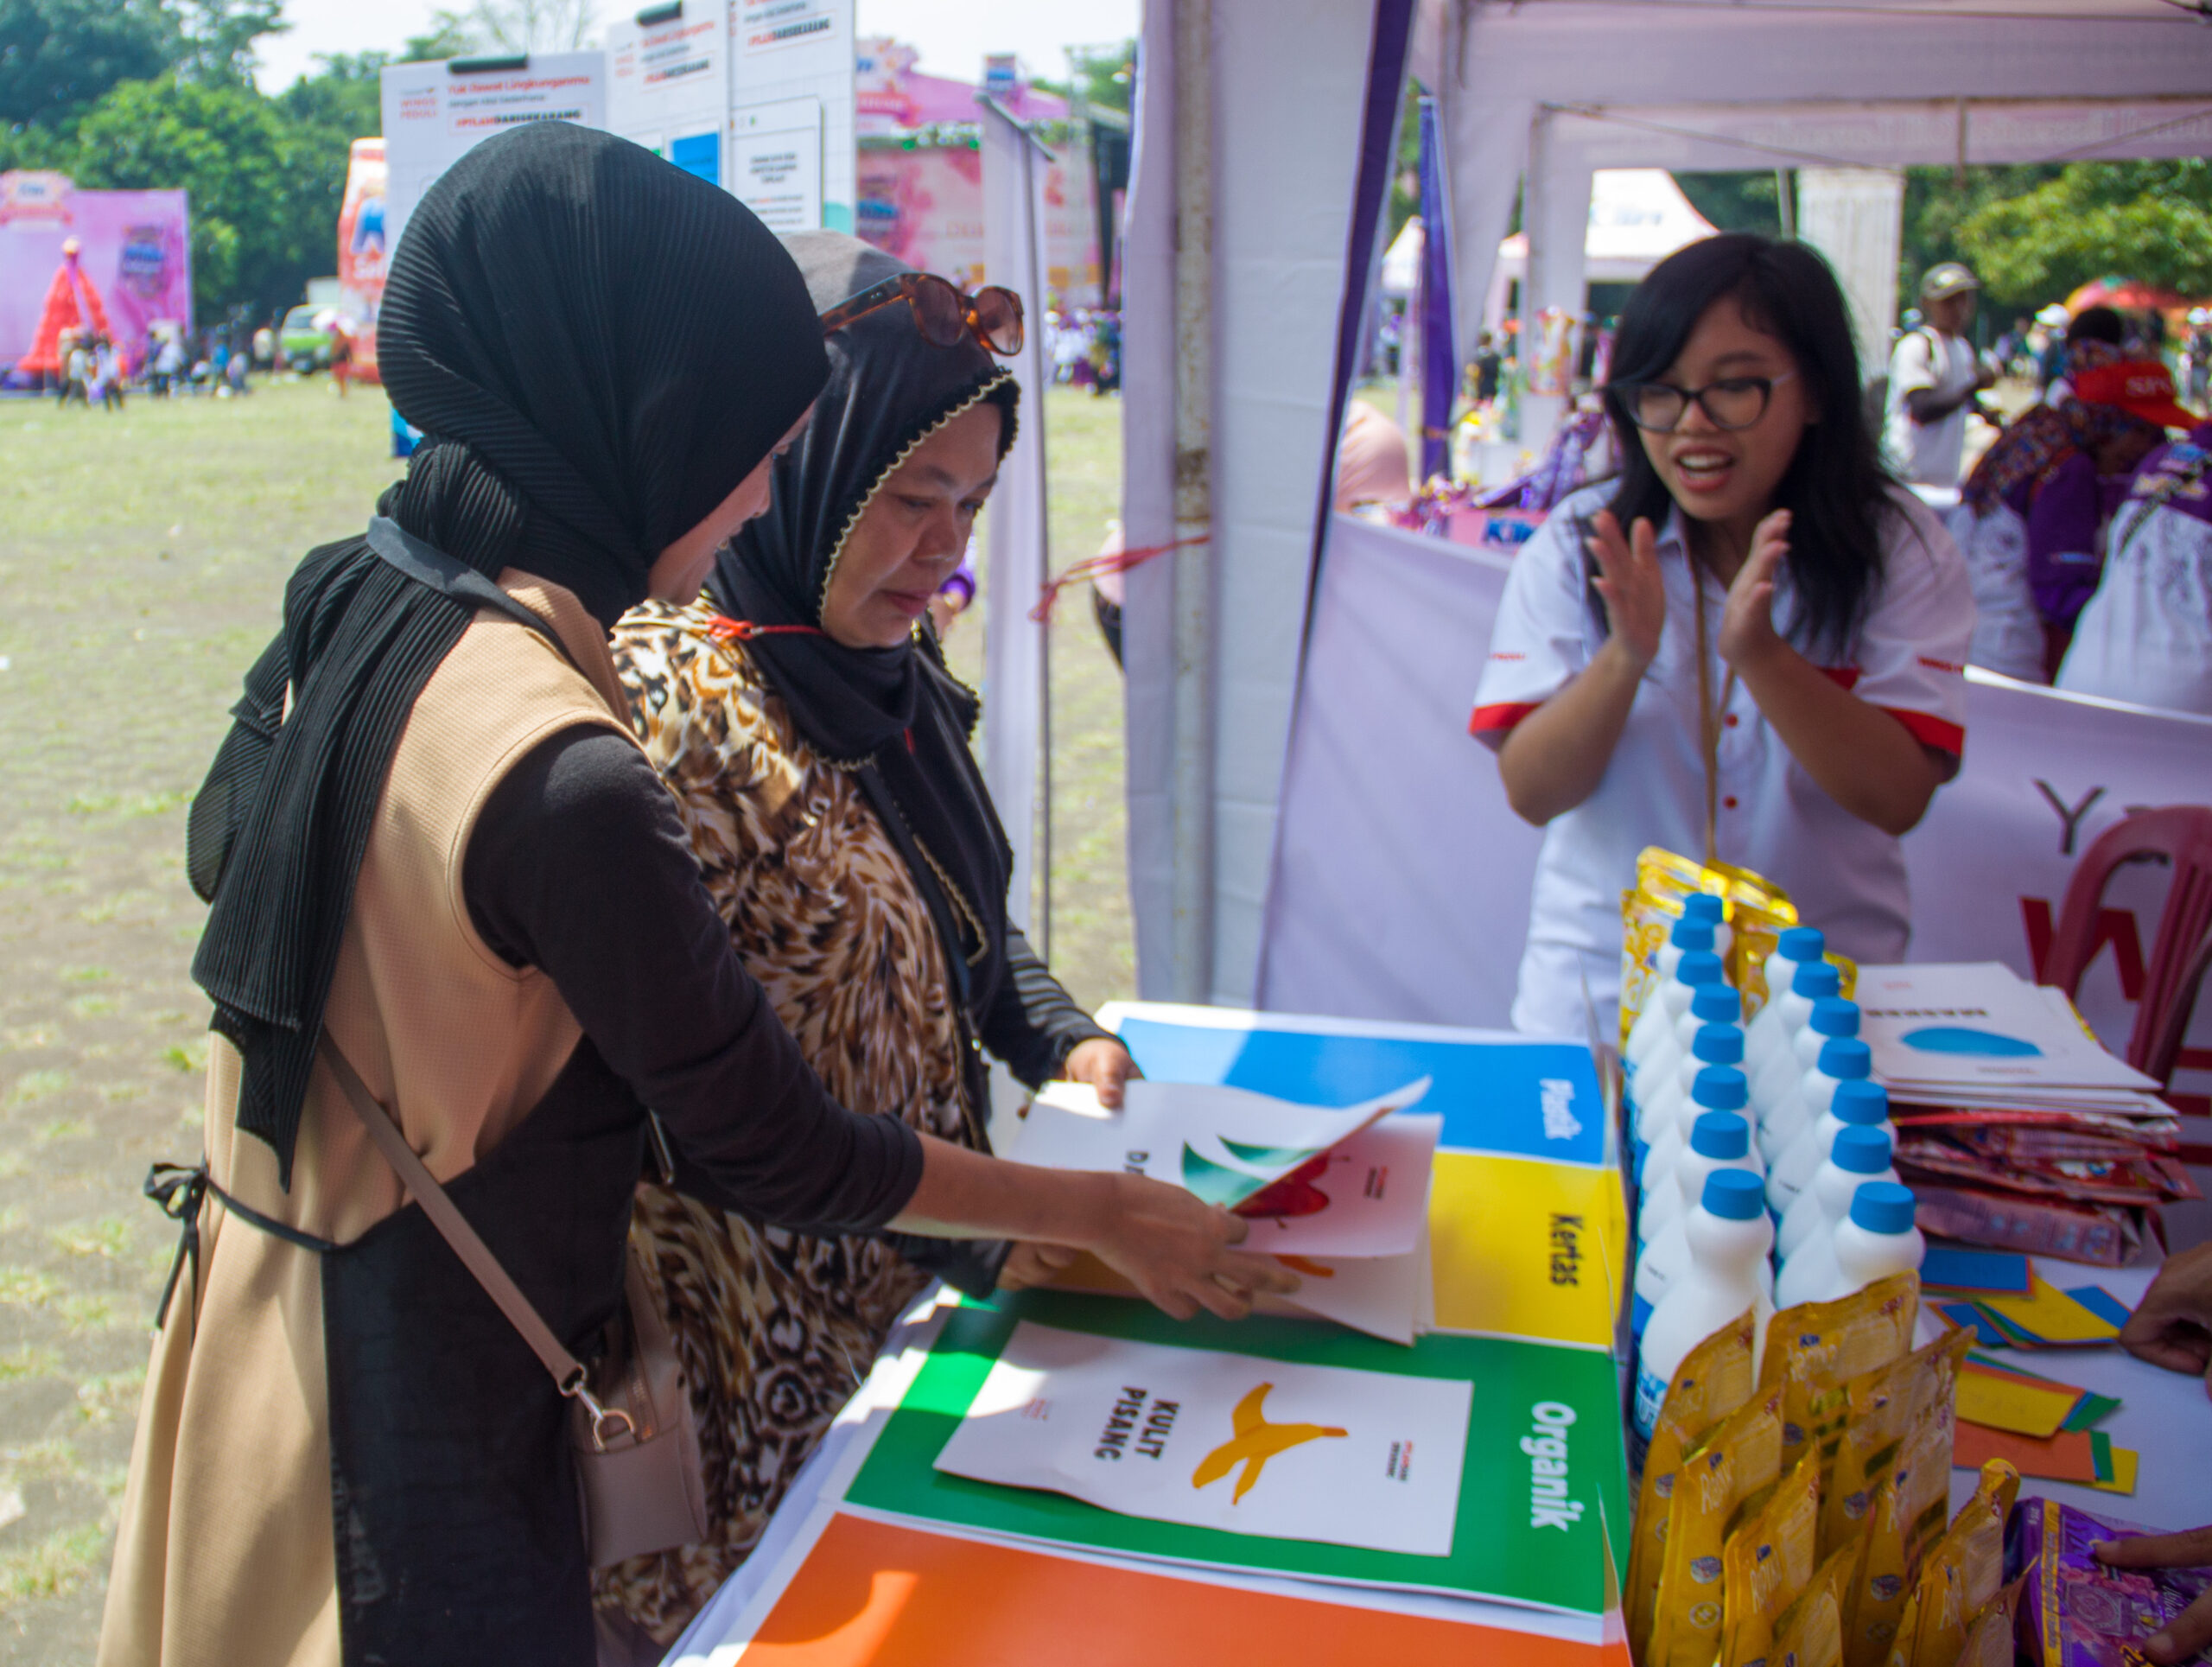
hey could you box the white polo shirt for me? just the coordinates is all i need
[1471,483,1976,1040]
[1885,328,1983,487]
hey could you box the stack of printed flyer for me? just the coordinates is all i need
[663,1007,1637,1667]
[1855,963,2196,1264]
[1012,1077,1440,1343]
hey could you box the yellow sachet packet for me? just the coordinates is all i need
[1844,1393,1963,1667]
[1704,857,1797,1011]
[1906,1460,2020,1667]
[1621,886,1681,1047]
[1821,1325,1968,1560]
[1651,1386,1785,1667]
[1760,1273,1920,1481]
[1628,1310,1760,1656]
[1722,1450,1821,1667]
[1777,1542,1858,1667]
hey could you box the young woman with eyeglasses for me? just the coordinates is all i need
[1471,234,1975,1039]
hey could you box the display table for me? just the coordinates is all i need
[1940,1255,2210,1528]
[655,1005,2209,1665]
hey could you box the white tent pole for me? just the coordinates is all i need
[1169,0,1217,1004]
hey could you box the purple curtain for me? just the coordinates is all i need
[1417,94,1456,484]
[1299,0,1416,639]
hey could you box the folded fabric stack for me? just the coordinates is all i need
[1853,963,2197,1266]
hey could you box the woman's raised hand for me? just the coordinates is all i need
[1586,510,1667,671]
[1090,1174,1300,1322]
[1718,508,1791,671]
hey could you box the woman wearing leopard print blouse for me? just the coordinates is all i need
[595,234,1141,1646]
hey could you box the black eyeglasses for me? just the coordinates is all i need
[1611,372,1796,433]
[817,272,1025,357]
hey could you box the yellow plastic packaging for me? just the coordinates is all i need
[1760,1272,1920,1481]
[1721,1450,1821,1667]
[1904,1460,2021,1667]
[1627,1311,1761,1657]
[1841,1360,1966,1667]
[1706,856,1802,1010]
[1821,1325,1969,1561]
[1649,1386,1784,1667]
[1776,1542,1858,1667]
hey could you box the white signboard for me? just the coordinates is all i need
[607,0,731,185]
[730,97,823,232]
[932,1322,1472,1557]
[380,53,607,256]
[730,0,853,232]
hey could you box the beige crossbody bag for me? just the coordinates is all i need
[317,1035,709,1566]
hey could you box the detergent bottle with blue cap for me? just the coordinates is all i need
[1767,1059,1884,1212]
[1755,996,1860,1160]
[1633,1168,1773,1441]
[1625,949,1726,1091]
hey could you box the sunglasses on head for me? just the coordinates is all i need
[817,272,1025,357]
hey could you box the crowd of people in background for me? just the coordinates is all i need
[24,312,360,406]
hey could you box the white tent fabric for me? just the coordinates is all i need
[1483,168,1718,332]
[981,101,1054,933]
[1121,0,2212,1017]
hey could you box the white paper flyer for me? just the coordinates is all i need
[1232,1114,1440,1257]
[1015,1077,1433,1209]
[931,1321,1471,1557]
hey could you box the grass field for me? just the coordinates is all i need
[0,375,1129,1657]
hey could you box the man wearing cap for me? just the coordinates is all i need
[1885,263,1998,487]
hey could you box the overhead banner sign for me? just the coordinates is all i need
[380,53,607,255]
[606,0,728,184]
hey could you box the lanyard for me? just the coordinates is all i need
[1688,558,1738,869]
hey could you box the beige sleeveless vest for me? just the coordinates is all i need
[100,572,636,1667]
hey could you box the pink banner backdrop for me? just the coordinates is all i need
[856,145,1102,307]
[1,178,191,371]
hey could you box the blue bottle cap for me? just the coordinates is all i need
[1678,951,1725,989]
[1701,1168,1767,1222]
[1830,1123,1893,1174]
[1848,1180,1917,1235]
[1831,1078,1889,1124]
[1681,893,1725,924]
[1691,1022,1745,1066]
[1690,1110,1750,1161]
[1669,917,1716,952]
[1777,926,1825,961]
[1807,997,1860,1039]
[1690,983,1743,1025]
[1818,1037,1872,1080]
[1792,960,1842,999]
[1691,1065,1749,1112]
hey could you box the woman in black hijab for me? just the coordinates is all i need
[596,234,1149,1643]
[105,137,1282,1667]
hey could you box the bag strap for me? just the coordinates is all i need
[315,1033,638,1446]
[365,516,582,671]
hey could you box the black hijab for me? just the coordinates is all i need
[186,123,828,1184]
[709,233,1020,1018]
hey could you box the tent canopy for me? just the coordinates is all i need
[1118,0,2212,1010]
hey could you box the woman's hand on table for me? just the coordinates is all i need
[2093,1525,2212,1665]
[2120,1241,2212,1393]
[1085,1173,1300,1322]
[999,1241,1079,1292]
[1061,1038,1141,1110]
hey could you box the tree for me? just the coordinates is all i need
[437,0,596,54]
[1673,172,1783,239]
[277,51,383,142]
[0,0,179,133]
[64,73,321,318]
[1956,161,2212,307]
[172,0,285,87]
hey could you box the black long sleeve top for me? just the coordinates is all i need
[462,725,923,1238]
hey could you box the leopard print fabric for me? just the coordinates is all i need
[592,598,982,1642]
